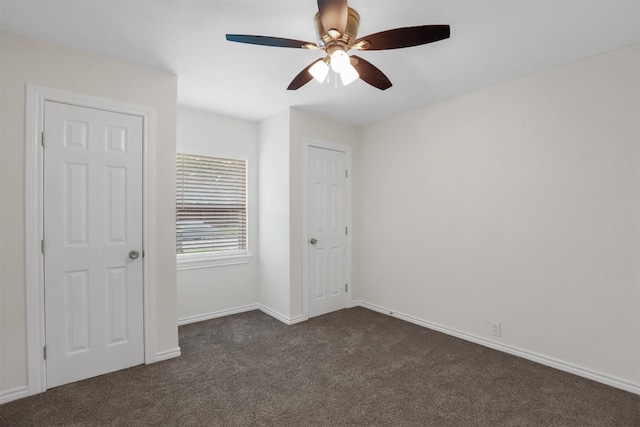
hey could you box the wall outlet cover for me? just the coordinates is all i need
[487,321,501,337]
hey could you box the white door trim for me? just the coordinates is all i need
[302,138,352,320]
[25,85,158,396]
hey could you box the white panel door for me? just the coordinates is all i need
[308,146,347,318]
[43,101,144,388]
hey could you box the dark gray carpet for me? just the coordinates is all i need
[1,307,638,426]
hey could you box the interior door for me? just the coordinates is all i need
[308,146,347,318]
[43,101,144,388]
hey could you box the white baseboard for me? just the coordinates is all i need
[0,386,30,405]
[258,304,306,325]
[350,300,640,395]
[178,304,260,326]
[2,350,183,405]
[178,303,307,327]
[155,347,181,362]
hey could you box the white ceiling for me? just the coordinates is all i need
[1,1,638,125]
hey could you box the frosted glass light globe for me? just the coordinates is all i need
[330,50,350,73]
[340,64,359,86]
[309,59,329,83]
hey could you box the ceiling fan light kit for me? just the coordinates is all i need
[226,0,450,91]
[339,61,359,86]
[309,59,330,83]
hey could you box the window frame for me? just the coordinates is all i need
[176,150,252,270]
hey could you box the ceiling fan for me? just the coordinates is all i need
[226,0,450,90]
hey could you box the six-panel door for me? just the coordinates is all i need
[43,101,144,388]
[308,146,347,318]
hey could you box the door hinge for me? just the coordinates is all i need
[345,227,348,235]
[345,169,348,178]
[41,239,45,254]
[345,283,348,292]
[43,346,47,360]
[142,250,145,258]
[41,131,45,147]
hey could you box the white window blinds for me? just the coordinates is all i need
[176,153,247,255]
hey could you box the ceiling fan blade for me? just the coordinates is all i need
[354,25,450,51]
[287,61,318,90]
[226,34,316,49]
[351,55,392,90]
[317,0,348,34]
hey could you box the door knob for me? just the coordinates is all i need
[129,250,140,260]
[309,238,317,245]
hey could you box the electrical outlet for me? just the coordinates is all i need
[487,321,501,337]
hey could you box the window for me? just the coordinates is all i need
[176,153,248,265]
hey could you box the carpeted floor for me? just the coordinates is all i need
[1,307,638,426]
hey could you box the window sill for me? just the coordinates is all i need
[177,253,252,271]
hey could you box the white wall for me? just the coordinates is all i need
[258,110,292,318]
[176,107,259,322]
[354,43,640,388]
[0,31,179,395]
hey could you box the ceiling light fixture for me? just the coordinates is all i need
[339,62,359,85]
[330,50,349,73]
[309,59,329,83]
[310,49,359,87]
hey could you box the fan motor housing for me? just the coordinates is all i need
[314,7,360,49]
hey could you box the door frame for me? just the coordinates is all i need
[302,138,352,319]
[25,85,158,395]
